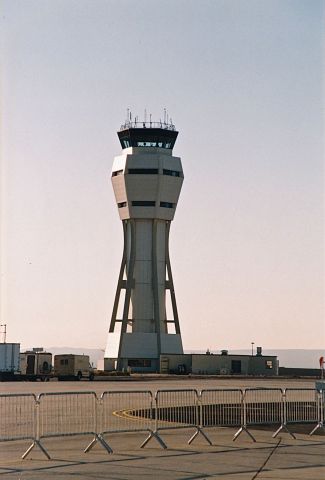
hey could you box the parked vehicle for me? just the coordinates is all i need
[20,350,52,381]
[54,354,94,380]
[0,343,20,381]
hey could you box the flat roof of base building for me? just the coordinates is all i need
[161,353,277,358]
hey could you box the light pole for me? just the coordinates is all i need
[251,342,254,356]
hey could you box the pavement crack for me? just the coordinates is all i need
[251,438,281,479]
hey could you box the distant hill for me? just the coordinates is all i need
[23,347,324,369]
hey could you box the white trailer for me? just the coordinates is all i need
[0,343,20,380]
[20,351,52,381]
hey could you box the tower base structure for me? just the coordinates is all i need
[104,332,183,372]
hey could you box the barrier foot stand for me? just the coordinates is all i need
[188,427,212,446]
[22,440,51,460]
[84,435,113,454]
[310,422,325,436]
[233,427,256,443]
[140,430,167,449]
[272,424,296,440]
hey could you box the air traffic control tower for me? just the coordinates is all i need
[104,115,184,372]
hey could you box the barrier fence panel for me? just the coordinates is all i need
[276,388,321,438]
[146,389,207,447]
[198,389,243,445]
[37,391,111,458]
[244,388,283,426]
[0,393,49,460]
[239,388,284,441]
[200,388,243,428]
[93,390,156,451]
[0,393,36,442]
[155,389,198,430]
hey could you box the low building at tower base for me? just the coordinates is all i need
[160,352,278,376]
[98,350,278,376]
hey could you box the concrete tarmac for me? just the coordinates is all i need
[0,375,318,395]
[0,377,324,479]
[1,428,325,479]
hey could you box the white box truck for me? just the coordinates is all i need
[54,354,94,381]
[0,343,20,380]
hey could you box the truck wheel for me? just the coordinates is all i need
[89,373,94,381]
[77,371,82,381]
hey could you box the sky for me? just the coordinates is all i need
[1,0,324,353]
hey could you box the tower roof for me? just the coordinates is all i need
[118,121,178,150]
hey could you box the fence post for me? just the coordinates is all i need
[310,389,325,435]
[141,391,167,449]
[84,393,113,454]
[188,390,212,445]
[233,389,256,442]
[272,389,296,439]
[22,394,51,460]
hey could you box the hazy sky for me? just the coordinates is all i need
[1,0,324,352]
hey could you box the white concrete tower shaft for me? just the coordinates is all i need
[105,120,184,371]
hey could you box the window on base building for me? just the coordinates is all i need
[265,360,273,369]
[128,359,152,367]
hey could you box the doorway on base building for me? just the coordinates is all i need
[231,360,242,374]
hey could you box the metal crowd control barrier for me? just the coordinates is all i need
[234,388,284,441]
[86,390,160,452]
[198,389,242,444]
[35,391,111,458]
[2,387,325,459]
[0,394,40,459]
[273,388,322,438]
[143,389,208,447]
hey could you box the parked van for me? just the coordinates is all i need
[54,354,94,380]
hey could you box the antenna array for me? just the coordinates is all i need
[121,108,175,131]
